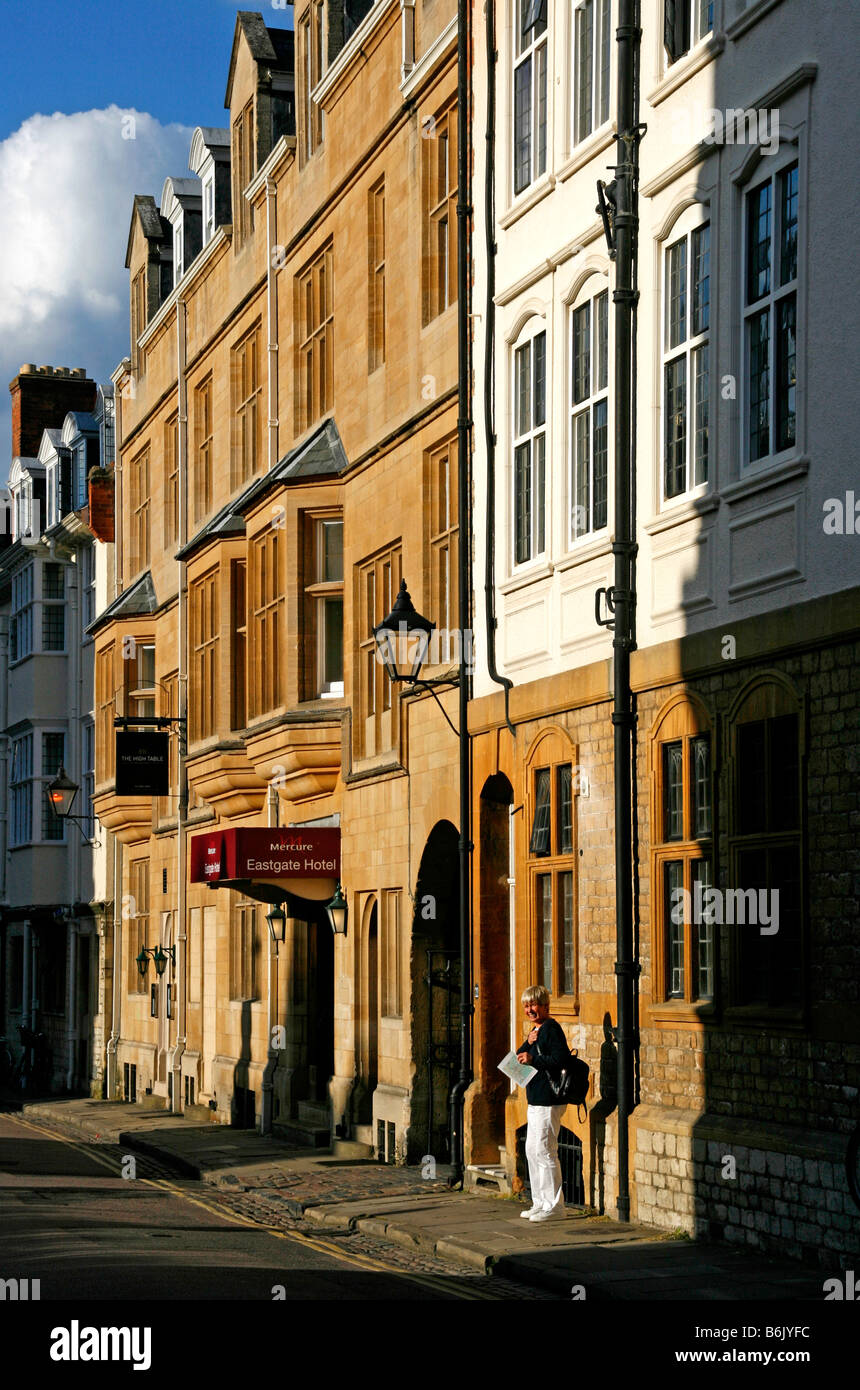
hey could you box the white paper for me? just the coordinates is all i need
[498,1050,537,1088]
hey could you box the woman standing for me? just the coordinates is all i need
[516,984,570,1221]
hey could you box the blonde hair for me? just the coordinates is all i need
[521,984,550,1007]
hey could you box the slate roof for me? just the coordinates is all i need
[177,419,349,562]
[88,571,158,636]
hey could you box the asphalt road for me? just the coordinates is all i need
[0,1111,492,1302]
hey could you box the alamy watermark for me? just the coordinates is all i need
[671,882,779,935]
[672,105,779,156]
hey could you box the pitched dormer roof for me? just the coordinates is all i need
[125,194,171,269]
[224,11,295,109]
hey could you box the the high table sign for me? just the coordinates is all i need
[189,826,340,902]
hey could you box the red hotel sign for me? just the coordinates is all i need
[190,827,340,884]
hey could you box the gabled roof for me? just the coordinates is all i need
[224,12,295,109]
[189,126,231,175]
[88,570,158,636]
[62,412,98,443]
[125,194,171,270]
[177,419,349,562]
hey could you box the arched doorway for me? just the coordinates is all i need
[473,773,513,1162]
[408,821,460,1163]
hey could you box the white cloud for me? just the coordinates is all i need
[0,106,193,474]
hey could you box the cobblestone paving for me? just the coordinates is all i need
[205,1183,561,1299]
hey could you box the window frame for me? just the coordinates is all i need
[740,154,800,474]
[356,542,402,760]
[189,568,219,743]
[726,675,805,1018]
[422,102,458,325]
[40,730,67,842]
[194,375,213,523]
[660,209,711,505]
[9,732,34,847]
[303,513,344,700]
[128,445,150,577]
[11,563,34,664]
[513,0,548,197]
[232,97,255,248]
[230,895,264,1002]
[664,0,714,66]
[569,279,610,543]
[368,177,386,373]
[424,439,459,666]
[231,324,262,489]
[128,858,150,996]
[572,0,611,148]
[295,241,334,435]
[511,317,548,570]
[164,412,179,547]
[649,694,715,1017]
[525,732,579,1007]
[300,1,325,164]
[249,527,284,719]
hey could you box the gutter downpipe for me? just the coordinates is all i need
[448,0,473,1186]
[611,0,642,1224]
[482,0,514,740]
[106,369,125,1100]
[171,295,189,1114]
[266,177,279,471]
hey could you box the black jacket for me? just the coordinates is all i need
[518,1017,570,1106]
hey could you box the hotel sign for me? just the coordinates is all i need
[189,827,340,885]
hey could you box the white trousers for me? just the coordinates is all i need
[525,1104,566,1211]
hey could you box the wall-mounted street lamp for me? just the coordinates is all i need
[325,883,348,937]
[136,944,176,979]
[372,579,437,686]
[265,902,287,945]
[372,578,461,736]
[45,766,98,844]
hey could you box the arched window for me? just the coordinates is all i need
[569,274,610,542]
[650,693,714,1007]
[727,675,804,1011]
[660,202,711,503]
[511,316,547,568]
[525,727,579,1004]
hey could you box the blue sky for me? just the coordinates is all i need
[0,1,294,475]
[0,0,292,142]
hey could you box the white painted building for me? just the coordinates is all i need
[465,0,860,1264]
[0,368,115,1095]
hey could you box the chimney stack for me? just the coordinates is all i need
[9,364,97,459]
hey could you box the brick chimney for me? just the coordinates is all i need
[9,365,97,458]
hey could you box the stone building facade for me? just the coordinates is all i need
[95,6,461,1158]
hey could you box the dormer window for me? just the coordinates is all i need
[14,483,32,542]
[203,178,215,245]
[174,222,184,284]
[46,462,58,529]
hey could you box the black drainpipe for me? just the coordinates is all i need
[483,0,515,737]
[448,0,473,1186]
[609,0,642,1223]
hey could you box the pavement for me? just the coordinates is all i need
[13,1095,834,1300]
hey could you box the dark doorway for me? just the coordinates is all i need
[475,773,513,1161]
[307,910,335,1103]
[409,821,460,1162]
